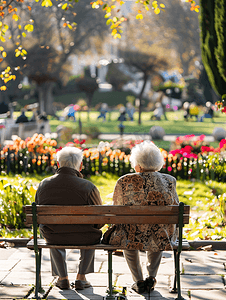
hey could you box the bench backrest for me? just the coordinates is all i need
[25,203,190,226]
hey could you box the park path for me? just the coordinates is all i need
[0,244,226,299]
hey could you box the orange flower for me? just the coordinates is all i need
[50,140,57,147]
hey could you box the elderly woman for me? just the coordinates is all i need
[108,141,179,294]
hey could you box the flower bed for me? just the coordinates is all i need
[1,134,226,183]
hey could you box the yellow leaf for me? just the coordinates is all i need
[24,24,34,32]
[120,1,125,5]
[41,0,52,7]
[15,51,21,57]
[145,6,149,11]
[18,25,21,29]
[12,14,19,21]
[195,8,199,12]
[160,4,165,8]
[2,51,6,58]
[17,35,20,39]
[154,8,160,14]
[111,29,117,35]
[62,3,67,10]
[0,46,4,51]
[0,86,7,91]
[29,186,37,196]
[92,2,97,8]
[136,13,143,19]
[22,32,26,37]
[0,37,5,42]
[22,49,27,55]
[67,24,73,30]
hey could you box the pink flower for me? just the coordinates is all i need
[168,166,172,171]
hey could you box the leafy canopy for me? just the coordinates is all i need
[0,0,199,90]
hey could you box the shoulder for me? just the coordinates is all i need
[156,172,177,185]
[116,173,143,185]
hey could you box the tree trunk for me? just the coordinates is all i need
[44,82,55,115]
[38,86,45,114]
[38,82,56,115]
[138,74,148,125]
[86,93,94,122]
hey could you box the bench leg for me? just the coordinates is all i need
[105,250,115,300]
[175,251,185,300]
[34,248,43,299]
[170,250,185,300]
[171,249,177,293]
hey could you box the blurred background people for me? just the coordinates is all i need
[15,109,29,124]
[97,103,108,122]
[126,102,135,121]
[199,101,214,122]
[151,102,163,121]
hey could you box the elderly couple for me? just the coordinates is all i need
[35,141,179,294]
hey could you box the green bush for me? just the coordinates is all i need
[0,177,35,229]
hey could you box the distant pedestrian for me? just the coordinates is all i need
[198,101,214,122]
[15,109,29,123]
[118,106,127,122]
[151,102,163,121]
[126,102,135,121]
[189,102,199,121]
[97,103,108,122]
[183,102,190,121]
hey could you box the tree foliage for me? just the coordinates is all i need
[200,0,226,97]
[0,0,198,92]
[120,49,169,124]
[105,62,131,91]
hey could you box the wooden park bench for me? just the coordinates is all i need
[24,202,190,300]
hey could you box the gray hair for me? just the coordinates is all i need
[129,141,164,171]
[56,147,83,171]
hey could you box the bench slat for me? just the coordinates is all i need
[25,205,190,215]
[25,214,189,225]
[27,238,190,251]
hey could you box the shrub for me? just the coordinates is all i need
[0,176,36,229]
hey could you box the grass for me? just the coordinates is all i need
[48,110,226,136]
[1,173,226,240]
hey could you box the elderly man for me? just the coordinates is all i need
[35,147,103,290]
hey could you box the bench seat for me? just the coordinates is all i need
[27,238,191,251]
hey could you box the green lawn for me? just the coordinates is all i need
[1,173,225,241]
[49,110,226,136]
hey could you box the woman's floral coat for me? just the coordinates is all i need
[109,171,179,251]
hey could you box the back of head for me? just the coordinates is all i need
[56,146,83,171]
[183,102,189,109]
[129,141,164,171]
[155,102,161,108]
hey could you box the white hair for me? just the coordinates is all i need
[56,147,83,171]
[129,141,164,171]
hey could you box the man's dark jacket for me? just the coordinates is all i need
[35,167,102,245]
